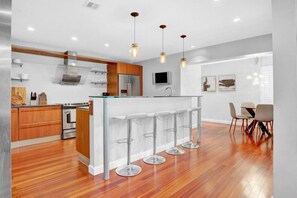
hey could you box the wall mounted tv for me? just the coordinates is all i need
[152,71,172,85]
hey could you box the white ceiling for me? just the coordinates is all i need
[12,0,272,63]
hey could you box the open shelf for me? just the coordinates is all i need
[11,77,30,82]
[91,81,107,85]
[90,70,107,74]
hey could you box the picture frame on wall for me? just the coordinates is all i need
[201,76,216,92]
[218,74,236,91]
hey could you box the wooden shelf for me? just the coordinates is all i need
[12,45,116,64]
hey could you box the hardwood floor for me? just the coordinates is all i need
[12,122,273,198]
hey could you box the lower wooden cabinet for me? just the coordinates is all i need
[76,107,90,158]
[18,105,62,140]
[11,108,19,142]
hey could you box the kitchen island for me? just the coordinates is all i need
[84,96,202,179]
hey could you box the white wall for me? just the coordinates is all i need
[200,58,262,123]
[11,52,107,104]
[138,34,272,97]
[180,56,273,123]
[272,0,297,197]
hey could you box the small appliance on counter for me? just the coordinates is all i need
[62,102,89,139]
[38,92,47,105]
[30,92,37,106]
[102,92,109,96]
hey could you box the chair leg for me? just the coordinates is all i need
[229,118,234,132]
[233,119,237,132]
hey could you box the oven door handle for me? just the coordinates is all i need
[66,113,76,124]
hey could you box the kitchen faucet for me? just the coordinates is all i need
[165,87,173,96]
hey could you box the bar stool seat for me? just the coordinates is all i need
[113,113,147,177]
[182,107,202,149]
[166,109,187,155]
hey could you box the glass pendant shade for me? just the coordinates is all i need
[180,57,187,68]
[131,43,138,57]
[160,52,166,63]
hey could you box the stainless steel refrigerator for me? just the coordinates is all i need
[118,74,141,96]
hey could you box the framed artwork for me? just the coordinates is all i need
[201,76,216,92]
[218,74,236,91]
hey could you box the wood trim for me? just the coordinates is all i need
[19,120,62,129]
[12,45,116,64]
[19,105,61,112]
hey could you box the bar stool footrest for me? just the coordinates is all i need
[143,155,166,165]
[164,128,174,132]
[143,133,154,138]
[117,138,133,144]
[115,164,142,177]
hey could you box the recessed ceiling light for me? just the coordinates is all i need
[71,36,78,41]
[213,0,220,2]
[233,17,241,23]
[191,45,196,48]
[104,43,110,47]
[27,26,35,31]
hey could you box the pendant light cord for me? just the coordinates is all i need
[162,29,164,52]
[134,17,136,43]
[183,38,185,58]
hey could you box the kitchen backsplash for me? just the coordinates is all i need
[11,52,107,104]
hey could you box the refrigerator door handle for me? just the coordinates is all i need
[127,83,132,96]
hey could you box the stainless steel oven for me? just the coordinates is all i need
[62,102,89,139]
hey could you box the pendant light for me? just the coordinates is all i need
[180,34,187,68]
[159,24,167,63]
[131,12,139,57]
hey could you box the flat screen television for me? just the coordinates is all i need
[152,71,171,85]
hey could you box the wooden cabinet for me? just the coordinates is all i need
[107,63,143,96]
[76,107,90,158]
[11,108,19,142]
[18,105,62,140]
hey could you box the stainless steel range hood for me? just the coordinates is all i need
[54,51,91,85]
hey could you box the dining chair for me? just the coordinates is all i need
[229,102,249,132]
[253,104,274,135]
[241,102,255,129]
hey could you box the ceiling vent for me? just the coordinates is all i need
[83,0,99,10]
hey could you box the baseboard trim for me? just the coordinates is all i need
[88,165,103,176]
[202,118,245,125]
[11,135,61,148]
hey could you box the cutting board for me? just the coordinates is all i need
[11,87,26,105]
[38,92,47,105]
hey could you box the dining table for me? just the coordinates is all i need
[241,106,272,136]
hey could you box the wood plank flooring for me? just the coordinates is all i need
[12,122,273,198]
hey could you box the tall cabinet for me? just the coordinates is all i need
[107,63,143,96]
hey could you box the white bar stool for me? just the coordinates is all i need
[143,112,170,165]
[113,113,147,177]
[166,109,187,155]
[182,107,202,149]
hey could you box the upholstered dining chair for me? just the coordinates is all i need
[241,102,255,129]
[229,102,250,132]
[254,104,274,135]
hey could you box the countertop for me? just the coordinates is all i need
[77,106,89,110]
[89,95,202,98]
[11,104,62,108]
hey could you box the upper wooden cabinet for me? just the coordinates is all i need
[107,63,143,96]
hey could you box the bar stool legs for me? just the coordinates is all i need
[182,110,199,149]
[116,119,142,177]
[166,113,185,155]
[143,115,166,165]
